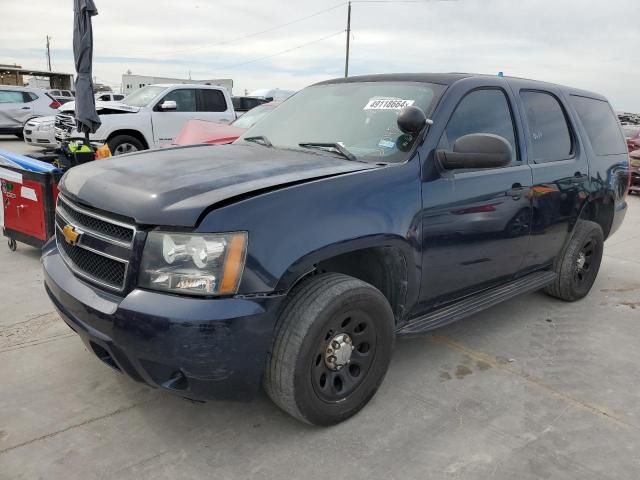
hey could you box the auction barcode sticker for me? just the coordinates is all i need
[364,98,415,110]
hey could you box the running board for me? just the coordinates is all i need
[396,271,557,336]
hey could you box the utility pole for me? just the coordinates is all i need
[46,35,52,71]
[344,1,351,78]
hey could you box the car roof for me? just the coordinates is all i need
[314,72,606,100]
[0,85,43,92]
[149,83,226,89]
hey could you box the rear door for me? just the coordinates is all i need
[150,87,199,146]
[0,90,30,129]
[420,80,533,307]
[511,83,589,271]
[197,88,234,124]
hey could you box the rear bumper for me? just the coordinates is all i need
[42,241,284,401]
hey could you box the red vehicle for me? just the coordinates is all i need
[623,125,640,152]
[629,149,640,194]
[173,103,279,146]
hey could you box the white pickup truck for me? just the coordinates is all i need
[56,84,235,155]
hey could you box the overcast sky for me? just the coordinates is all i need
[2,0,639,110]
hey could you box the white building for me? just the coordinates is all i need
[121,74,233,95]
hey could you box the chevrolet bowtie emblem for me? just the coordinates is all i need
[62,224,81,246]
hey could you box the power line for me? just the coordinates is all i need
[161,2,347,56]
[221,30,345,70]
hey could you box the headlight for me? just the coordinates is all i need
[38,122,53,132]
[139,231,247,296]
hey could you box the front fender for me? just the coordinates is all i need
[196,159,423,303]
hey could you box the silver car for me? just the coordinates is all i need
[0,86,61,138]
[23,116,57,149]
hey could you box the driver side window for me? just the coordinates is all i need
[159,89,196,112]
[438,89,519,165]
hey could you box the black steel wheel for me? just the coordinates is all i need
[7,238,16,251]
[265,273,395,426]
[545,220,604,301]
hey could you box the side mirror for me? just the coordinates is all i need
[397,106,428,134]
[159,100,177,111]
[437,133,512,170]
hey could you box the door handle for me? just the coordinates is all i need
[506,183,526,199]
[21,107,31,110]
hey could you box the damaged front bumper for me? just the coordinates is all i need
[42,241,284,401]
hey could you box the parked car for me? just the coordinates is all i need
[95,92,125,102]
[173,102,279,146]
[23,116,57,148]
[43,73,629,426]
[629,149,640,194]
[248,88,296,102]
[48,89,75,105]
[55,84,236,154]
[232,96,269,116]
[623,125,640,152]
[0,86,60,138]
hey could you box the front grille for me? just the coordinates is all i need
[56,231,126,288]
[55,194,135,292]
[57,196,134,244]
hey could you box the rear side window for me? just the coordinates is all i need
[438,88,519,164]
[0,90,25,103]
[23,92,38,103]
[51,90,60,96]
[571,96,626,155]
[520,91,573,162]
[114,94,124,101]
[199,89,227,112]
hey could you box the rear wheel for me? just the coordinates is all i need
[544,220,604,301]
[264,273,395,426]
[107,134,144,156]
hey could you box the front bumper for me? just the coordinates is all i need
[42,241,284,401]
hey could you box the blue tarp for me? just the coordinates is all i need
[0,149,62,174]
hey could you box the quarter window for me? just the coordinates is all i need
[159,89,197,112]
[199,89,227,112]
[520,91,572,162]
[570,95,626,155]
[438,89,518,164]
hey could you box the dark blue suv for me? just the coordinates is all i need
[43,73,630,425]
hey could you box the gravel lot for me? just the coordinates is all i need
[2,135,640,479]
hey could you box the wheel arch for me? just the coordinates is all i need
[575,192,615,239]
[106,129,150,150]
[275,235,416,323]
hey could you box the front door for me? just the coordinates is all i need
[420,86,533,308]
[151,88,199,146]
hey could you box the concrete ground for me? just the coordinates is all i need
[1,135,640,479]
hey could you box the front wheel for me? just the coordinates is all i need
[107,134,144,156]
[264,273,395,426]
[544,220,604,301]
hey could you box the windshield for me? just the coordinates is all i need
[123,85,167,107]
[238,81,444,163]
[232,104,275,129]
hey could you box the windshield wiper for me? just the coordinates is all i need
[298,142,361,162]
[244,135,272,147]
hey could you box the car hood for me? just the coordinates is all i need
[60,143,379,226]
[59,101,140,114]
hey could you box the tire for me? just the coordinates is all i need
[15,132,24,139]
[107,134,144,156]
[264,273,395,426]
[544,220,604,301]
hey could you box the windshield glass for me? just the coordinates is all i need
[123,86,167,107]
[232,104,275,129]
[237,81,445,163]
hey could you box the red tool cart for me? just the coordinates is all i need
[1,156,62,251]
